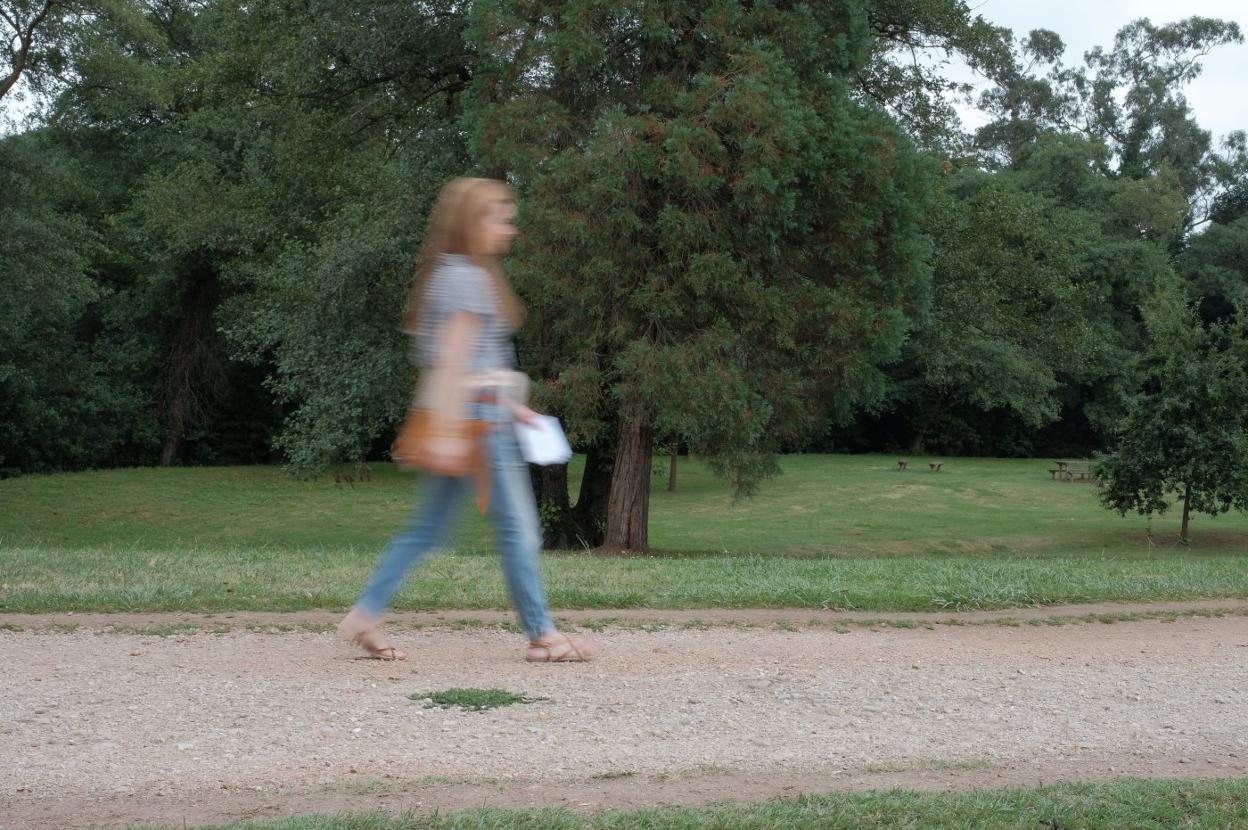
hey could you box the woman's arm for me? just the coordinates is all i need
[428,310,478,423]
[418,311,479,470]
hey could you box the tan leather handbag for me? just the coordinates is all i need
[391,409,489,478]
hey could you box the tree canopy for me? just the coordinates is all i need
[2,1,1246,551]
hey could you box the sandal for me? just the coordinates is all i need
[526,631,601,663]
[337,609,408,661]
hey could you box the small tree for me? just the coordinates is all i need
[1097,292,1248,543]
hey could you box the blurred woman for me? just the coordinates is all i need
[337,178,600,663]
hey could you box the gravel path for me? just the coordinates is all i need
[3,612,1247,829]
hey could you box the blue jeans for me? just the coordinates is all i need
[356,402,554,641]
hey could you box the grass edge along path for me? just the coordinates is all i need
[129,777,1248,830]
[3,543,1248,614]
[3,600,1248,635]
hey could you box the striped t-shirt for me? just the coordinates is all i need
[411,253,516,372]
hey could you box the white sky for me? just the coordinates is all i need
[955,0,1248,141]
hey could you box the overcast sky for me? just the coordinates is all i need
[955,0,1248,141]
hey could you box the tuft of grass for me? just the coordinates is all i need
[409,688,545,711]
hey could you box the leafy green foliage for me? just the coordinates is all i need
[857,0,1013,154]
[0,0,472,475]
[4,0,1248,572]
[1209,177,1248,226]
[851,132,1182,457]
[471,1,935,548]
[974,17,1246,207]
[918,169,1099,423]
[0,129,125,474]
[1180,216,1248,324]
[1097,292,1248,542]
[0,0,91,110]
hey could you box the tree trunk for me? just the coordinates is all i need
[530,462,574,549]
[0,55,28,102]
[1180,483,1192,545]
[667,445,678,492]
[531,441,618,549]
[160,263,225,466]
[602,416,653,552]
[571,443,614,547]
[159,404,188,467]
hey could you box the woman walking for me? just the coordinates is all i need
[338,178,600,663]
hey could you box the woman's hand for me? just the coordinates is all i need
[506,400,541,426]
[419,432,472,474]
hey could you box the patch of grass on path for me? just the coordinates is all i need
[3,457,1247,613]
[410,688,543,711]
[132,777,1248,829]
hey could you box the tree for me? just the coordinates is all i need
[1081,17,1243,205]
[974,16,1246,222]
[913,168,1101,430]
[472,1,934,551]
[42,0,473,473]
[211,0,474,474]
[1179,216,1248,324]
[0,129,107,474]
[855,0,1012,154]
[1096,292,1248,544]
[1208,178,1248,227]
[1,0,64,102]
[847,131,1182,458]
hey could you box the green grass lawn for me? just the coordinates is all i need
[2,455,1247,613]
[130,777,1248,830]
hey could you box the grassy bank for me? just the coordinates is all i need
[3,456,1246,613]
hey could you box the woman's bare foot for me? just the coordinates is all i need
[526,631,601,662]
[337,608,408,661]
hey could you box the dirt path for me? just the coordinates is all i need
[3,610,1247,829]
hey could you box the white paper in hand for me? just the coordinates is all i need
[514,415,573,466]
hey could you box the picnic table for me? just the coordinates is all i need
[1048,460,1097,482]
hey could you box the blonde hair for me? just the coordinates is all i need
[404,177,524,334]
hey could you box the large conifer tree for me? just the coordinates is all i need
[470,1,935,551]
